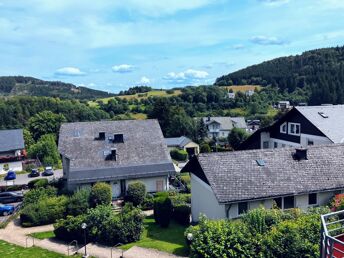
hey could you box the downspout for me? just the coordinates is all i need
[226,204,232,219]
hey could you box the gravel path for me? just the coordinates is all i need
[0,219,187,258]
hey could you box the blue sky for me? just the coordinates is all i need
[0,0,343,93]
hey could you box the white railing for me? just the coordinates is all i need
[321,210,344,258]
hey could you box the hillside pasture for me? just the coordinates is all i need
[222,85,262,92]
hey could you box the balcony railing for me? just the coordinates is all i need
[0,155,25,163]
[321,209,344,258]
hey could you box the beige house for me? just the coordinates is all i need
[165,136,199,157]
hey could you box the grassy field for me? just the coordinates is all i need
[121,215,188,256]
[30,231,56,240]
[222,85,262,92]
[0,240,71,258]
[88,89,182,107]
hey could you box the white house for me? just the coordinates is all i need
[0,129,25,174]
[239,105,344,150]
[58,120,175,198]
[165,136,199,157]
[202,116,247,139]
[182,145,344,221]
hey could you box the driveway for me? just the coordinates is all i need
[0,169,63,187]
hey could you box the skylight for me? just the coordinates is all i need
[256,159,265,166]
[318,112,328,118]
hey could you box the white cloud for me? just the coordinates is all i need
[88,82,96,87]
[55,67,85,76]
[259,0,290,6]
[112,64,135,73]
[163,69,209,83]
[250,35,287,45]
[139,76,151,85]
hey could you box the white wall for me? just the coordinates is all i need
[300,134,332,147]
[0,161,23,174]
[126,176,168,193]
[191,174,226,222]
[260,132,271,149]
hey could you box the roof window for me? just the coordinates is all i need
[318,112,328,118]
[256,159,265,166]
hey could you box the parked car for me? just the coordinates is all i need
[28,169,40,178]
[4,171,16,181]
[0,204,14,216]
[0,192,23,203]
[42,166,54,176]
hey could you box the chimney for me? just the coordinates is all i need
[207,116,211,121]
[111,148,117,161]
[113,134,124,143]
[293,148,307,161]
[98,132,106,140]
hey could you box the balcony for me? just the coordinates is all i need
[321,210,344,257]
[0,154,25,164]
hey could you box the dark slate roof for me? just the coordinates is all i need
[183,144,344,204]
[295,105,344,143]
[58,120,175,182]
[0,129,24,152]
[165,136,192,148]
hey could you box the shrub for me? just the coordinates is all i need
[54,214,87,242]
[67,188,91,216]
[28,178,49,189]
[154,195,173,227]
[166,89,175,94]
[173,204,191,226]
[187,216,255,258]
[170,149,188,161]
[125,182,146,206]
[21,195,68,227]
[89,182,112,207]
[142,194,154,210]
[86,205,113,242]
[200,143,211,153]
[170,193,191,206]
[23,186,57,207]
[25,164,36,172]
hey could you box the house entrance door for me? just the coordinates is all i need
[112,181,121,198]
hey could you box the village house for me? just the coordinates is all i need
[0,129,25,174]
[239,104,344,150]
[182,144,344,221]
[202,116,247,139]
[165,136,199,157]
[58,119,175,198]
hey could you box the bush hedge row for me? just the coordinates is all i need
[170,149,188,161]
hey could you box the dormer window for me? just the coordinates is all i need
[280,122,287,134]
[288,122,301,136]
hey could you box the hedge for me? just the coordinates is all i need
[173,204,191,226]
[153,195,173,227]
[54,204,144,245]
[67,188,90,216]
[125,182,146,206]
[142,194,154,210]
[28,178,48,189]
[23,186,57,207]
[170,149,188,161]
[21,195,68,227]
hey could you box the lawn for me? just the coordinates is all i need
[121,215,189,256]
[30,231,55,240]
[0,240,71,258]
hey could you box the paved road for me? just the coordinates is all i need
[0,169,63,186]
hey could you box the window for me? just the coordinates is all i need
[307,139,314,146]
[280,122,287,133]
[263,141,269,149]
[308,193,317,205]
[288,123,301,136]
[273,197,282,209]
[284,196,295,209]
[274,142,278,148]
[238,202,248,215]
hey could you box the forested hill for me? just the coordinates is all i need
[0,76,115,100]
[214,46,344,105]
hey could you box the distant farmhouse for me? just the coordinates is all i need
[183,145,344,221]
[0,129,25,174]
[58,120,175,198]
[240,105,344,150]
[165,136,199,157]
[202,116,247,139]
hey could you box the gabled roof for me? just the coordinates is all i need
[182,144,344,204]
[58,119,174,182]
[295,105,344,143]
[202,117,247,130]
[0,129,24,152]
[165,136,192,148]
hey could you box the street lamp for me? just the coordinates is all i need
[81,223,88,258]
